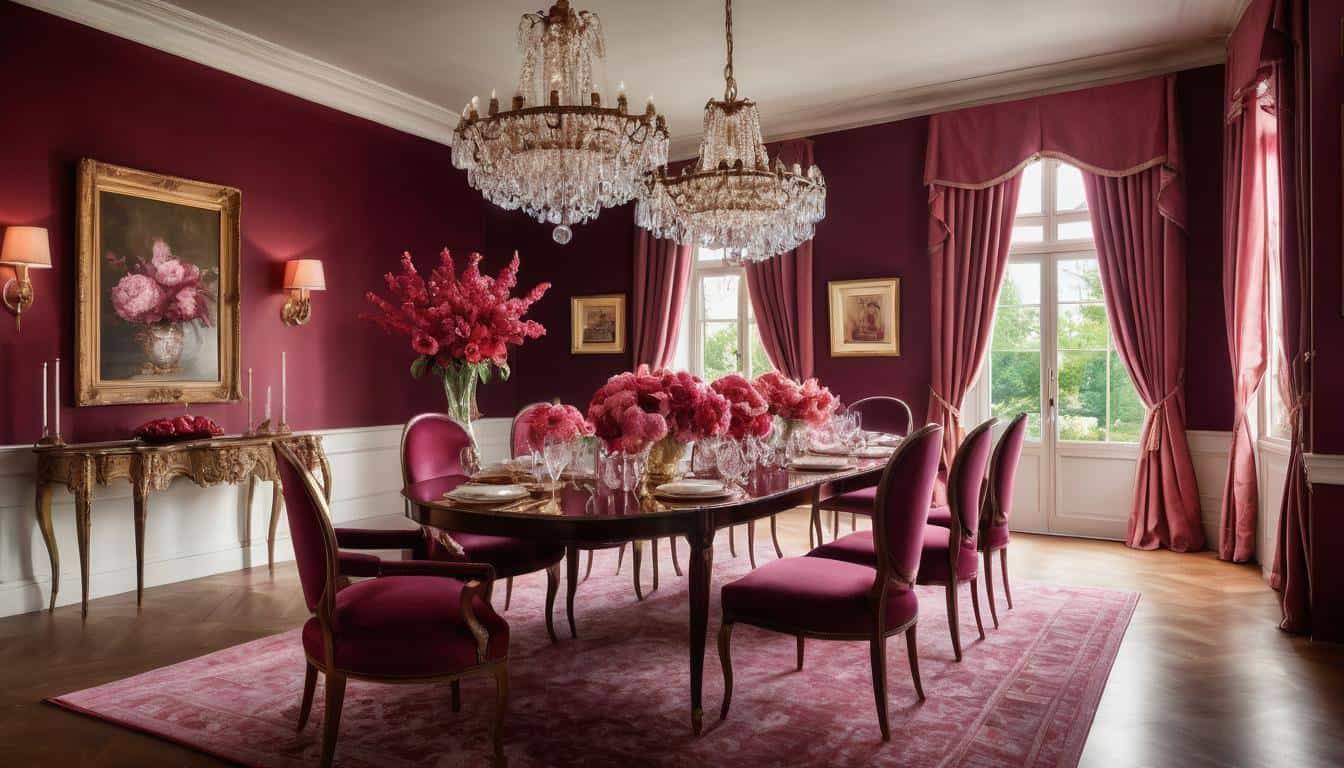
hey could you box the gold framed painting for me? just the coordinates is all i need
[571,294,626,354]
[75,159,242,405]
[829,278,900,357]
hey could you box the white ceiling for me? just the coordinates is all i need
[82,0,1245,158]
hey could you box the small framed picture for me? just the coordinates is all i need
[829,278,900,357]
[571,294,626,354]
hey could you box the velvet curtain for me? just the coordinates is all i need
[745,139,816,380]
[632,230,692,369]
[1084,166,1205,552]
[925,178,1022,471]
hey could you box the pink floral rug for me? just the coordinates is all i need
[50,543,1136,767]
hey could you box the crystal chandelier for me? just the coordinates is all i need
[451,0,669,245]
[636,0,825,262]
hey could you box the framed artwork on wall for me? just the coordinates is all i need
[75,159,242,405]
[828,278,900,357]
[571,294,626,354]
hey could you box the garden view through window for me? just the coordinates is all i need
[683,248,773,381]
[988,159,1145,443]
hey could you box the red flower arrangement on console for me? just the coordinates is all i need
[134,415,223,444]
[587,366,730,453]
[753,371,838,427]
[711,373,773,440]
[517,403,594,452]
[362,249,549,440]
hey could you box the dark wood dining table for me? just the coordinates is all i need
[403,458,888,734]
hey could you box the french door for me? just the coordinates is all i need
[973,159,1144,539]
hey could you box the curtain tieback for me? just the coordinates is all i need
[929,387,962,424]
[1144,370,1184,452]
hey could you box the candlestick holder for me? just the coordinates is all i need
[35,433,66,447]
[248,418,273,437]
[273,420,292,436]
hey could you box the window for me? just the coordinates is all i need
[1261,98,1291,440]
[987,158,1145,443]
[675,248,773,379]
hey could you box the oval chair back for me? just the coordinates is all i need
[401,413,474,486]
[274,442,339,620]
[850,396,915,437]
[509,402,551,458]
[985,413,1029,531]
[870,424,944,585]
[947,418,997,549]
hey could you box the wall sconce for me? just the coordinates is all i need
[281,258,325,326]
[1,226,52,332]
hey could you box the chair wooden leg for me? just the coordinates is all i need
[747,521,758,569]
[718,621,734,720]
[870,628,891,741]
[905,624,925,700]
[729,525,737,557]
[584,548,594,582]
[490,663,509,768]
[319,673,346,768]
[504,577,513,612]
[566,545,579,639]
[1001,547,1013,609]
[616,543,626,575]
[632,540,645,601]
[945,582,962,662]
[982,549,999,629]
[970,578,986,640]
[831,509,839,541]
[669,536,683,576]
[451,680,461,712]
[544,562,560,643]
[770,514,784,559]
[851,512,857,532]
[809,503,819,548]
[651,539,660,593]
[796,635,804,670]
[297,662,317,731]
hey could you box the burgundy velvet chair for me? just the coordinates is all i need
[810,417,997,661]
[810,396,915,545]
[275,443,508,768]
[718,424,943,740]
[927,412,1027,628]
[403,412,567,641]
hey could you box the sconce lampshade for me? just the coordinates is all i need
[0,227,52,268]
[283,259,325,291]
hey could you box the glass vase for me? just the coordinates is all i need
[441,363,479,445]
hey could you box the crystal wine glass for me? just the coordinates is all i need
[459,445,480,477]
[715,439,748,489]
[692,436,720,477]
[543,435,572,488]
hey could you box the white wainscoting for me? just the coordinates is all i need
[0,417,511,618]
[1256,438,1290,579]
[1187,430,1233,549]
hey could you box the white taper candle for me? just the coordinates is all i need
[265,386,272,423]
[281,351,287,426]
[41,361,48,437]
[54,357,60,437]
[247,367,254,430]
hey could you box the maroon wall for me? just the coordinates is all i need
[810,116,934,418]
[1179,65,1235,430]
[0,2,499,444]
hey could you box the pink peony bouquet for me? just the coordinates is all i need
[711,373,773,440]
[586,366,730,453]
[753,371,838,427]
[517,403,594,452]
[109,239,214,326]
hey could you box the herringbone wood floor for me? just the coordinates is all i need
[1,509,1341,767]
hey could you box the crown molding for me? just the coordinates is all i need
[13,0,459,145]
[1304,453,1344,486]
[670,37,1227,160]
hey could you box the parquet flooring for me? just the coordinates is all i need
[1,509,1341,767]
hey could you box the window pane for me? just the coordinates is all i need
[702,274,739,320]
[1057,258,1104,303]
[1058,349,1107,441]
[702,321,738,381]
[1057,302,1110,351]
[991,351,1042,441]
[1002,262,1042,305]
[1012,225,1044,244]
[749,323,773,378]
[992,305,1041,350]
[1016,161,1043,216]
[698,247,724,262]
[1108,350,1145,442]
[1056,163,1087,212]
[1058,219,1094,241]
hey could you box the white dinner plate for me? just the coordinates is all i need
[654,479,731,499]
[445,483,530,504]
[856,445,897,458]
[789,455,855,471]
[866,432,901,447]
[809,442,851,456]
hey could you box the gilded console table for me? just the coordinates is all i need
[33,434,331,617]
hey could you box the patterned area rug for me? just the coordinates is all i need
[50,543,1137,767]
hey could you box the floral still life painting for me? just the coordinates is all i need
[76,160,241,405]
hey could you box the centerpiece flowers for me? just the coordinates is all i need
[515,403,594,453]
[362,249,549,443]
[711,373,773,440]
[109,239,216,375]
[753,371,838,449]
[587,366,730,485]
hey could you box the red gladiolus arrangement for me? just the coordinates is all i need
[587,366,730,453]
[753,371,838,427]
[711,373,773,440]
[517,403,594,452]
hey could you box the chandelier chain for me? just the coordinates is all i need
[723,0,737,101]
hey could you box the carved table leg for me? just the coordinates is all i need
[267,477,284,573]
[73,457,93,619]
[35,483,58,612]
[631,540,645,601]
[688,511,715,735]
[133,481,149,608]
[565,545,579,638]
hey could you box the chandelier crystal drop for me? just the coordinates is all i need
[451,0,669,244]
[636,0,825,262]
